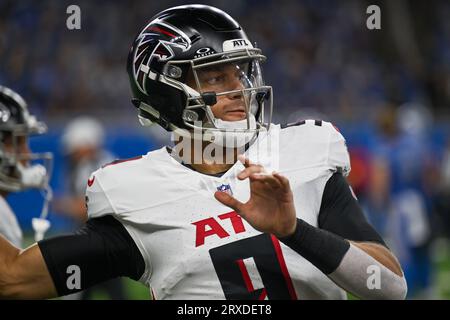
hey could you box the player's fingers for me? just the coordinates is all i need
[273,172,291,190]
[237,154,251,168]
[214,191,244,213]
[238,154,261,169]
[249,172,282,189]
[237,165,265,180]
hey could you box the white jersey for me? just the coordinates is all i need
[0,195,23,248]
[86,120,350,300]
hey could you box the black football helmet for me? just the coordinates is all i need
[0,85,52,192]
[127,4,272,145]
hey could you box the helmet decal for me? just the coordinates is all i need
[132,19,191,94]
[194,47,216,58]
[222,39,254,52]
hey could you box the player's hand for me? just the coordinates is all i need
[214,155,297,238]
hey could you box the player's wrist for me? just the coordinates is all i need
[277,218,350,274]
[276,219,299,240]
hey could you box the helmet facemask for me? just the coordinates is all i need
[157,48,273,148]
[0,122,53,193]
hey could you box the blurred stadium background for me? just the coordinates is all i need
[1,0,449,299]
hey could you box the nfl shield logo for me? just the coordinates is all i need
[217,184,233,196]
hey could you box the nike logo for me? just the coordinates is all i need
[87,176,95,187]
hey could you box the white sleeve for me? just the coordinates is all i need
[327,124,351,176]
[85,170,115,219]
[329,244,407,299]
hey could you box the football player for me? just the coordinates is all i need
[0,5,406,299]
[0,86,52,247]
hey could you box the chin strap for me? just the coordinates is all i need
[32,183,53,242]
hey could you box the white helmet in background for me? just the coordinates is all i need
[397,103,433,137]
[62,116,105,154]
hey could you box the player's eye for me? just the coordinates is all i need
[202,73,225,86]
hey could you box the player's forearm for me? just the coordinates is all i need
[278,218,407,300]
[351,241,403,276]
[0,234,21,298]
[328,242,407,300]
[0,235,57,299]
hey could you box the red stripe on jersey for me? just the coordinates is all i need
[271,235,298,300]
[102,156,143,169]
[259,288,267,300]
[236,259,255,292]
[87,176,95,187]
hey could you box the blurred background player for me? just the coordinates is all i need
[361,104,438,298]
[56,117,114,223]
[54,116,126,300]
[0,85,52,247]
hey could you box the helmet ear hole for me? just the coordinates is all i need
[165,65,183,79]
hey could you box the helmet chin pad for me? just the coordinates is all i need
[214,114,257,131]
[206,114,258,148]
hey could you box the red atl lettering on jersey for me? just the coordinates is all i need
[218,211,245,233]
[192,211,246,247]
[192,218,228,247]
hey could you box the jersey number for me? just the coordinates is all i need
[209,234,297,300]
